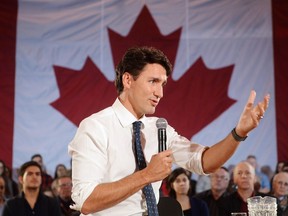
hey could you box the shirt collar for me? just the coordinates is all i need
[112,98,147,128]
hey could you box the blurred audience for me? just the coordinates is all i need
[166,167,209,216]
[0,154,287,216]
[195,167,230,216]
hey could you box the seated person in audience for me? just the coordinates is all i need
[54,164,68,179]
[275,161,286,174]
[195,166,230,216]
[246,155,270,193]
[55,175,80,216]
[0,176,6,215]
[219,161,267,215]
[2,161,61,216]
[282,162,288,173]
[270,172,288,216]
[167,167,209,216]
[31,154,54,192]
[0,160,19,198]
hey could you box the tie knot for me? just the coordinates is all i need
[133,121,142,132]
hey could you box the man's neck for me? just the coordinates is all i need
[23,188,40,209]
[237,188,254,202]
[211,188,225,200]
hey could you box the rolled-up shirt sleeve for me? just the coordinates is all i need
[166,125,209,175]
[68,117,108,210]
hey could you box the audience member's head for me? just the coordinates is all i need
[166,167,192,199]
[282,162,288,173]
[0,160,6,176]
[272,172,288,198]
[54,164,68,179]
[246,155,258,170]
[55,175,73,202]
[210,167,230,194]
[261,165,274,180]
[275,161,285,174]
[233,161,256,192]
[31,154,43,167]
[18,161,42,191]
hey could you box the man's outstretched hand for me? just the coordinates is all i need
[235,90,270,137]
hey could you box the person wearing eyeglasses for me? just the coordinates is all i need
[194,167,230,216]
[271,172,288,216]
[2,161,61,216]
[55,175,80,216]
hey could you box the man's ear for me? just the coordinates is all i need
[18,176,23,184]
[122,72,132,88]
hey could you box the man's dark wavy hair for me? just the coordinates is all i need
[115,46,172,95]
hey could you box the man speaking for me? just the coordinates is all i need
[68,46,269,216]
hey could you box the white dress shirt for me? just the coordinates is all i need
[68,98,207,216]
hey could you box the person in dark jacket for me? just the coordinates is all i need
[167,167,209,216]
[219,161,277,216]
[2,161,61,216]
[195,167,231,216]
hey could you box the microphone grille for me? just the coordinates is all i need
[156,118,167,129]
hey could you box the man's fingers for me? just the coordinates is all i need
[263,94,270,111]
[246,90,256,108]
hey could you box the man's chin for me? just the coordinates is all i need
[146,108,156,115]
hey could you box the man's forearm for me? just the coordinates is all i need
[201,133,240,173]
[81,170,149,215]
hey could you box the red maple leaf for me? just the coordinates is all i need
[51,6,236,138]
[51,58,116,126]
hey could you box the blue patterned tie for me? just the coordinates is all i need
[133,121,159,216]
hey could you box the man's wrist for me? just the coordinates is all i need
[231,127,247,141]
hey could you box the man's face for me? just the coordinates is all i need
[124,63,167,119]
[233,162,255,191]
[273,172,288,197]
[57,177,72,200]
[19,165,42,190]
[210,168,230,192]
[0,177,5,198]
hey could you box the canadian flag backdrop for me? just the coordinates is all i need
[1,0,287,175]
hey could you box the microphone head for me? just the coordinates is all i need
[156,118,167,129]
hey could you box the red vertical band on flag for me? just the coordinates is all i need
[0,0,18,168]
[272,0,288,162]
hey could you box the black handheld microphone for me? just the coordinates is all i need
[156,118,167,152]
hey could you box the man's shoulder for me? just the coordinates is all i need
[5,195,24,207]
[80,106,114,125]
[6,195,21,202]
